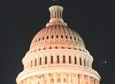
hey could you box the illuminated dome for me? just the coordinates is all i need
[29,5,85,53]
[16,5,101,84]
[30,24,86,52]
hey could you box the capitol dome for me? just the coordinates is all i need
[16,5,101,84]
[30,23,86,51]
[29,5,86,53]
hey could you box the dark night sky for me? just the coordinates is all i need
[3,0,115,84]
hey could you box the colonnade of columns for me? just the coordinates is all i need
[17,73,99,84]
[24,54,92,70]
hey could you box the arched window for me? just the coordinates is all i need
[70,36,72,39]
[45,56,47,64]
[35,59,37,66]
[66,35,68,39]
[55,46,58,49]
[61,35,63,38]
[56,35,58,38]
[40,57,42,65]
[74,37,76,40]
[51,56,53,63]
[63,55,65,63]
[57,56,59,63]
[84,59,86,66]
[51,35,53,39]
[42,37,44,40]
[80,58,82,65]
[69,56,71,64]
[39,38,41,41]
[49,46,52,49]
[62,47,64,49]
[47,36,49,39]
[74,56,77,64]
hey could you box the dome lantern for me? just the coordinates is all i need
[49,5,63,19]
[46,5,67,26]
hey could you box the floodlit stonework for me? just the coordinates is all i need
[16,5,101,84]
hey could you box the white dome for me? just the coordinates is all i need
[29,5,85,53]
[16,5,101,84]
[30,25,86,52]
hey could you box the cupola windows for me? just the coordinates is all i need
[47,36,49,39]
[57,55,60,63]
[74,56,77,64]
[51,56,53,63]
[61,35,63,38]
[51,35,53,39]
[69,56,71,64]
[56,35,58,38]
[45,56,47,64]
[63,55,65,63]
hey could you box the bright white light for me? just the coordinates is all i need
[104,61,107,64]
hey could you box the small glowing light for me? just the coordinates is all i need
[101,60,107,64]
[104,61,107,64]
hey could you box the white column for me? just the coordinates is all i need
[29,77,33,84]
[61,73,64,84]
[72,74,75,84]
[80,75,82,84]
[82,58,84,66]
[88,76,90,84]
[26,78,29,84]
[48,55,50,64]
[17,81,19,84]
[82,75,85,84]
[40,75,43,84]
[72,56,74,64]
[76,74,78,84]
[42,56,44,65]
[66,55,69,64]
[86,58,88,67]
[54,73,57,84]
[54,55,56,64]
[68,74,71,84]
[47,74,50,84]
[89,59,91,68]
[77,56,80,66]
[70,74,72,84]
[98,80,100,84]
[33,77,36,84]
[87,59,89,67]
[60,55,62,64]
[21,80,22,84]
